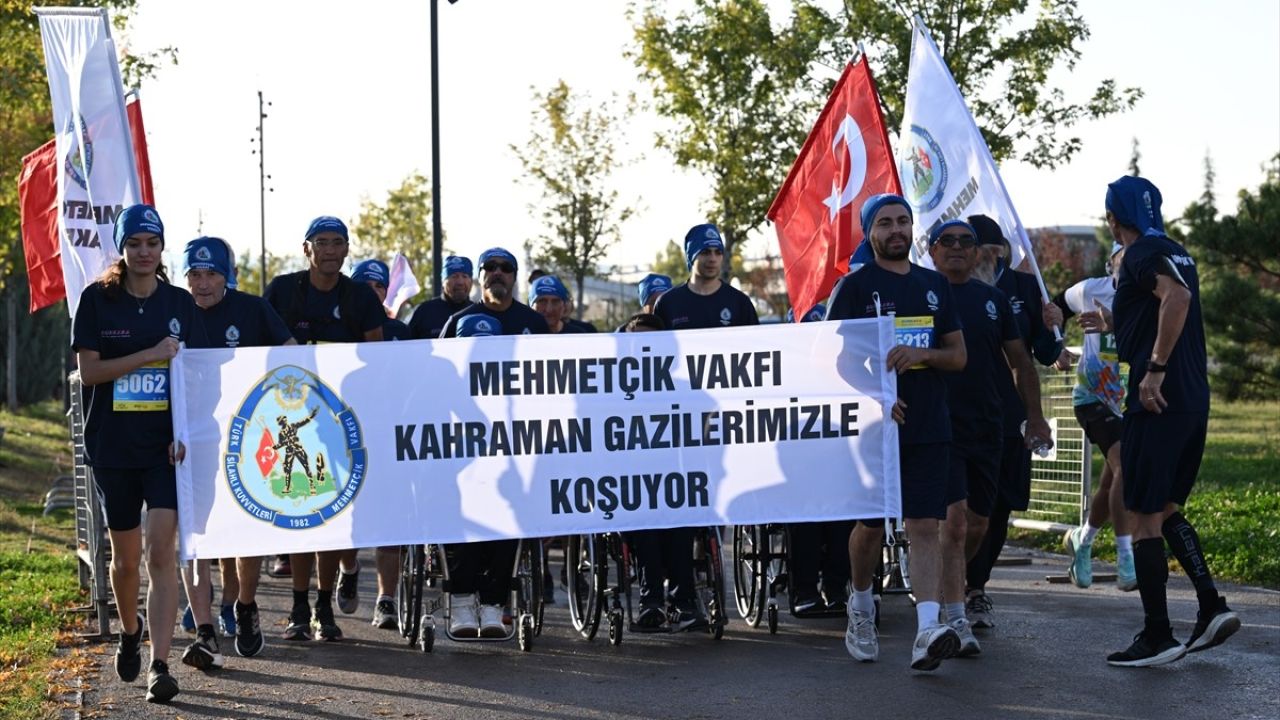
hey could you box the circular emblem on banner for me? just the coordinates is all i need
[224,365,366,530]
[900,125,948,212]
[63,114,93,190]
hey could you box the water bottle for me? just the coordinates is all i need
[1021,420,1052,458]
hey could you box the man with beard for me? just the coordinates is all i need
[409,256,474,340]
[826,194,967,671]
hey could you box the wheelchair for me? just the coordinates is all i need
[397,539,545,652]
[732,519,912,633]
[563,527,728,645]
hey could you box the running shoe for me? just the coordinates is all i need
[670,605,708,632]
[966,589,995,629]
[635,605,665,632]
[910,624,960,671]
[234,602,264,657]
[115,613,144,682]
[145,660,180,703]
[218,602,237,637]
[268,554,291,578]
[283,602,312,642]
[479,604,507,638]
[822,587,849,614]
[181,627,225,671]
[372,599,398,630]
[949,616,982,657]
[793,594,822,615]
[845,607,878,662]
[449,594,479,638]
[1064,526,1093,588]
[1107,630,1186,667]
[1116,553,1138,592]
[336,565,360,615]
[312,601,343,641]
[1187,597,1241,653]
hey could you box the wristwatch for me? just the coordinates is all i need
[1146,360,1168,373]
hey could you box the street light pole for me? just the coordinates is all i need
[256,90,269,294]
[430,0,443,299]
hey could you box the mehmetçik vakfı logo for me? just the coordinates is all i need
[985,299,998,320]
[225,365,367,529]
[63,114,93,190]
[900,125,948,212]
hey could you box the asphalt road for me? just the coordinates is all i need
[79,544,1280,720]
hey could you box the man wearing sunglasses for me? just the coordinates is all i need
[441,248,549,338]
[927,219,1051,659]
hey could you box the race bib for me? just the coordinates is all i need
[894,316,934,370]
[113,361,170,411]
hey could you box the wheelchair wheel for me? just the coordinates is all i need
[528,541,546,637]
[732,525,764,626]
[566,534,603,639]
[419,622,435,653]
[696,527,728,640]
[398,545,424,647]
[518,613,534,652]
[607,606,623,646]
[767,603,778,634]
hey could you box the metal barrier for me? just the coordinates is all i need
[68,371,114,640]
[1011,352,1092,534]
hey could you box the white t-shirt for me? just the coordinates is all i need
[1064,277,1125,413]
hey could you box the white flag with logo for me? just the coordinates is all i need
[36,7,142,318]
[385,252,421,317]
[896,18,1034,271]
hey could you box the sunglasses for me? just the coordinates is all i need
[936,235,977,249]
[308,238,348,249]
[482,261,515,274]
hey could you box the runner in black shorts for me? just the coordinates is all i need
[825,194,966,671]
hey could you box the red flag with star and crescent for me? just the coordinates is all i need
[255,428,278,476]
[768,58,901,321]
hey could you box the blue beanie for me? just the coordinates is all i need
[637,273,673,306]
[1105,176,1166,236]
[457,313,501,338]
[442,255,473,279]
[478,247,518,272]
[183,236,233,281]
[352,259,390,285]
[528,275,569,305]
[304,216,349,242]
[928,219,977,246]
[114,204,164,253]
[684,224,726,270]
[859,194,912,239]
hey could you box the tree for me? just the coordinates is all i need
[1178,154,1280,400]
[234,248,299,298]
[511,81,637,309]
[1128,137,1142,176]
[822,0,1142,169]
[650,240,690,287]
[629,0,835,278]
[349,172,435,307]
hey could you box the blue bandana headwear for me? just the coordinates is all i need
[928,220,977,246]
[478,247,518,273]
[352,259,390,285]
[785,303,828,324]
[304,216,348,243]
[859,194,912,240]
[637,273,673,306]
[457,313,501,338]
[1105,176,1166,237]
[442,255,473,279]
[183,236,234,282]
[114,204,164,254]
[528,275,569,305]
[684,223,725,270]
[849,239,875,269]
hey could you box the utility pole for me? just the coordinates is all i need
[251,91,272,294]
[430,0,459,297]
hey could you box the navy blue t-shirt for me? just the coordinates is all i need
[72,281,208,468]
[409,297,470,339]
[440,301,550,337]
[199,288,293,348]
[826,262,961,445]
[653,283,759,330]
[1113,234,1209,415]
[263,271,385,344]
[561,318,597,334]
[945,280,1021,442]
[993,267,1057,436]
[382,318,411,341]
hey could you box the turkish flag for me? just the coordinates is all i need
[768,59,901,321]
[18,96,155,313]
[255,428,278,476]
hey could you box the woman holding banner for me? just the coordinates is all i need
[72,205,208,704]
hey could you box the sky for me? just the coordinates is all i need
[121,0,1280,280]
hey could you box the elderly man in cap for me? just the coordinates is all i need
[825,194,967,671]
[529,275,593,334]
[410,255,474,339]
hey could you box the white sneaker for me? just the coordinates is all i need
[910,624,960,671]
[845,606,878,662]
[479,604,507,638]
[949,616,981,657]
[449,594,479,638]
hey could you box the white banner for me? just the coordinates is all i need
[173,321,901,560]
[896,18,1034,272]
[35,7,141,318]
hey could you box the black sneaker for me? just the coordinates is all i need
[312,601,343,641]
[793,594,823,615]
[181,626,225,671]
[635,605,666,633]
[670,605,708,633]
[1187,596,1241,653]
[1107,630,1187,668]
[145,659,180,703]
[235,602,265,657]
[268,554,292,578]
[283,602,312,642]
[337,566,360,614]
[822,587,849,614]
[114,614,145,682]
[372,599,398,630]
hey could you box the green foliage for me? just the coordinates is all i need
[823,0,1143,169]
[650,240,690,287]
[629,0,835,276]
[1179,154,1280,400]
[512,81,636,307]
[234,247,301,297]
[349,172,434,307]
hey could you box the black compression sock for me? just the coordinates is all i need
[291,589,309,608]
[316,588,333,606]
[1134,537,1172,639]
[1162,511,1218,613]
